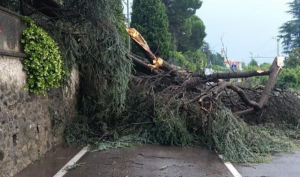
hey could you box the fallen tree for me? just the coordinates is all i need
[16,1,300,163]
[126,28,284,117]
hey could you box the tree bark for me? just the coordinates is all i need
[235,57,283,116]
[127,53,159,75]
[194,69,271,81]
[126,28,176,75]
[186,57,283,117]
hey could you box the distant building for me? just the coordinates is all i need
[224,59,243,70]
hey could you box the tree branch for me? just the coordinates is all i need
[194,69,271,80]
[127,53,159,75]
[187,57,283,117]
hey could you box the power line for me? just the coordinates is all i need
[252,37,273,52]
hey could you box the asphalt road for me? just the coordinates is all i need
[234,150,300,177]
[15,145,81,177]
[15,144,300,177]
[65,144,233,177]
[16,144,233,177]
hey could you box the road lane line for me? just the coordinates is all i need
[53,146,89,177]
[218,154,242,177]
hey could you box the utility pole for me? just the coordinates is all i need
[277,38,280,56]
[127,0,130,51]
[250,52,253,59]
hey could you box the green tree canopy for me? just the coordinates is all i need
[276,67,299,89]
[178,15,206,52]
[259,63,271,70]
[131,0,171,60]
[161,0,204,52]
[249,59,258,67]
[201,42,224,67]
[279,0,300,53]
[285,47,300,68]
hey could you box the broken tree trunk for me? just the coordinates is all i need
[128,53,159,75]
[235,57,283,116]
[194,69,271,81]
[188,57,284,116]
[126,28,176,75]
[127,28,284,117]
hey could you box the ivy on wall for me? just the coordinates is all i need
[21,17,64,94]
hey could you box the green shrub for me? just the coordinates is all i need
[21,17,64,94]
[276,67,299,89]
[169,50,206,72]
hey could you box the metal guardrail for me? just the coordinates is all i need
[0,6,27,58]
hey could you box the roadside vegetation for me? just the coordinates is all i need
[3,0,300,163]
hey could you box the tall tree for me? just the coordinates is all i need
[178,15,206,52]
[161,0,203,51]
[279,0,300,53]
[131,0,171,60]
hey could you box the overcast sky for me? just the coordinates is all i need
[196,0,293,64]
[125,0,293,64]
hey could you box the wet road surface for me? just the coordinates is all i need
[15,143,300,177]
[15,144,81,177]
[234,150,300,177]
[65,144,233,177]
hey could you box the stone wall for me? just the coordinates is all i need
[0,7,79,177]
[0,56,79,177]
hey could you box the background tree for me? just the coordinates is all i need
[284,47,300,68]
[249,59,258,67]
[201,42,224,67]
[279,0,300,53]
[260,62,271,70]
[276,67,299,89]
[162,0,203,51]
[131,0,171,60]
[178,15,206,52]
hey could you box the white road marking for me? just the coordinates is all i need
[53,146,89,177]
[218,154,242,177]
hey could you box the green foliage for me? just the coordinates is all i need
[122,83,299,162]
[274,48,300,89]
[169,50,206,71]
[249,59,259,67]
[148,106,193,146]
[276,67,300,89]
[178,15,206,52]
[212,106,295,162]
[210,65,229,72]
[244,56,300,90]
[131,0,171,60]
[243,60,269,86]
[60,0,132,116]
[57,0,132,147]
[201,42,224,67]
[21,17,64,94]
[92,136,140,152]
[285,47,300,68]
[184,50,206,70]
[162,0,202,19]
[259,62,271,70]
[162,0,203,51]
[279,0,300,52]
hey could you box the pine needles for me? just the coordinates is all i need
[25,0,300,163]
[212,106,295,162]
